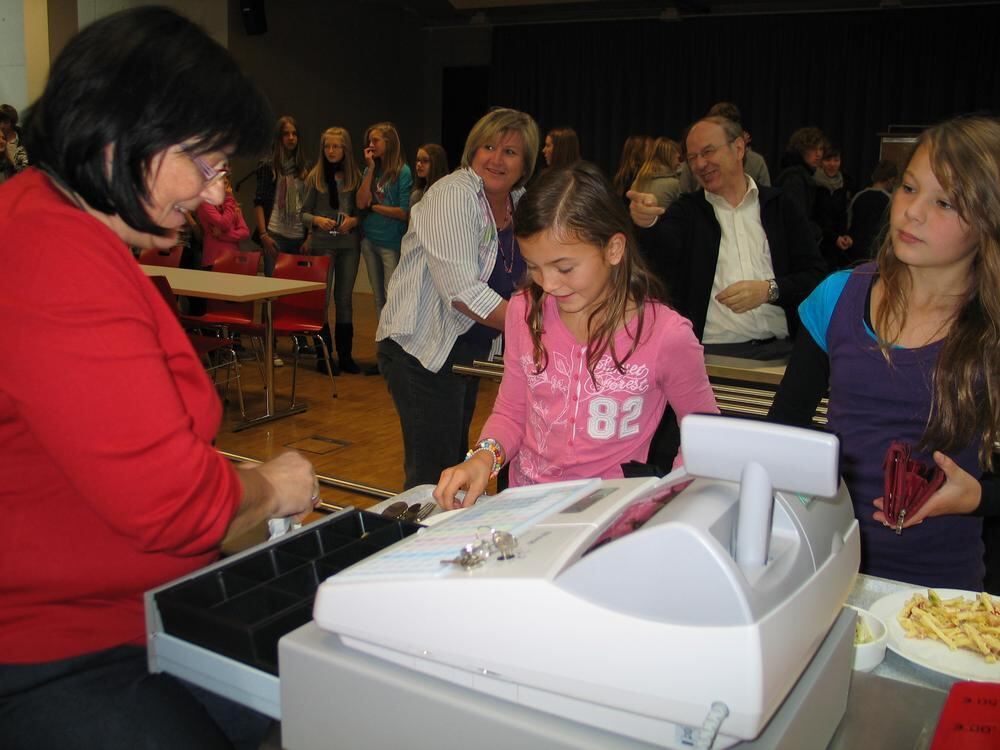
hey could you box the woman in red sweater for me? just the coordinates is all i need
[0,8,318,749]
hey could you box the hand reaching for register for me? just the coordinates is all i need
[228,450,319,539]
[434,450,493,511]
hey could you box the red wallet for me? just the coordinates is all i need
[882,440,945,534]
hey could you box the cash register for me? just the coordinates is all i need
[279,415,861,749]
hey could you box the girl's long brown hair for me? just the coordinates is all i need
[414,142,449,193]
[873,115,1000,469]
[633,136,681,193]
[513,161,666,383]
[545,127,581,170]
[364,121,406,187]
[270,115,307,179]
[611,134,652,197]
[307,127,360,193]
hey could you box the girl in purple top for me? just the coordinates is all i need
[435,162,718,509]
[770,116,1000,591]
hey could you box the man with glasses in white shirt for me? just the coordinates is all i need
[628,116,825,360]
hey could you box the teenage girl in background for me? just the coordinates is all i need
[254,115,308,275]
[410,143,448,207]
[540,127,581,171]
[770,115,1000,592]
[435,162,718,508]
[630,136,682,211]
[301,127,362,374]
[357,121,411,320]
[611,134,652,204]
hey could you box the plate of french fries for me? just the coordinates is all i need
[869,588,1000,682]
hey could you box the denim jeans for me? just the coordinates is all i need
[361,237,399,319]
[0,645,269,750]
[318,242,361,327]
[378,337,490,489]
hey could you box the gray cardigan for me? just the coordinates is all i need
[301,176,359,253]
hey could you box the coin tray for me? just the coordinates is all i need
[155,510,420,674]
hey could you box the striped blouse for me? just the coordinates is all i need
[376,168,525,372]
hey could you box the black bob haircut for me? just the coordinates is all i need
[23,6,271,237]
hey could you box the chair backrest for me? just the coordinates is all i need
[209,250,261,276]
[147,274,179,318]
[137,245,184,268]
[203,250,262,320]
[273,253,330,324]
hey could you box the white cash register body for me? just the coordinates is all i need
[307,416,861,748]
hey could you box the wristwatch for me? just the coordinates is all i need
[766,279,779,303]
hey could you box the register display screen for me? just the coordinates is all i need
[560,487,616,513]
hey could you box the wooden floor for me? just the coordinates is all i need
[215,292,500,516]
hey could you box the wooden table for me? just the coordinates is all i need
[141,265,325,431]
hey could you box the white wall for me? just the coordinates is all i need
[77,0,227,46]
[0,0,27,109]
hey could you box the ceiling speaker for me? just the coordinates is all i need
[241,1,267,36]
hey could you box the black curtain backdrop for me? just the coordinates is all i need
[488,6,1000,188]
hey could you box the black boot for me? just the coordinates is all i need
[335,323,361,374]
[315,326,339,375]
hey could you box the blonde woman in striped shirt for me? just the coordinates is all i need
[376,108,539,489]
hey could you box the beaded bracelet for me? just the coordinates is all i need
[465,438,505,479]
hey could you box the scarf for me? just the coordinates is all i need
[275,155,302,222]
[323,160,341,212]
[814,168,844,193]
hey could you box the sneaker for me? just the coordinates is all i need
[273,356,284,367]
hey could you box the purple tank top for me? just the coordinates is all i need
[827,264,983,589]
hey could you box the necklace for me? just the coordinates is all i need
[495,196,515,274]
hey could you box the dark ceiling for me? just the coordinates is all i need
[372,0,992,27]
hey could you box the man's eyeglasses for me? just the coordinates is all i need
[685,139,736,165]
[181,146,231,186]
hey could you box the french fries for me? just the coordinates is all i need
[897,589,1000,663]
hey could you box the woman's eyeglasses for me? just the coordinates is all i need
[181,146,231,185]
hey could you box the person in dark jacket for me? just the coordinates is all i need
[814,145,855,269]
[628,116,826,360]
[775,126,825,243]
[847,158,898,263]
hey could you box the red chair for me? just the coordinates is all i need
[137,245,184,267]
[147,274,247,417]
[230,253,336,404]
[185,250,262,327]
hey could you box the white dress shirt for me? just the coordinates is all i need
[702,177,788,344]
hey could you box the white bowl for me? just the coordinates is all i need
[847,605,888,672]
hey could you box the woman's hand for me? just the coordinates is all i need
[260,233,278,257]
[873,451,982,529]
[363,146,376,168]
[433,451,493,510]
[626,190,665,228]
[227,451,319,539]
[314,216,337,233]
[338,216,357,233]
[245,450,318,521]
